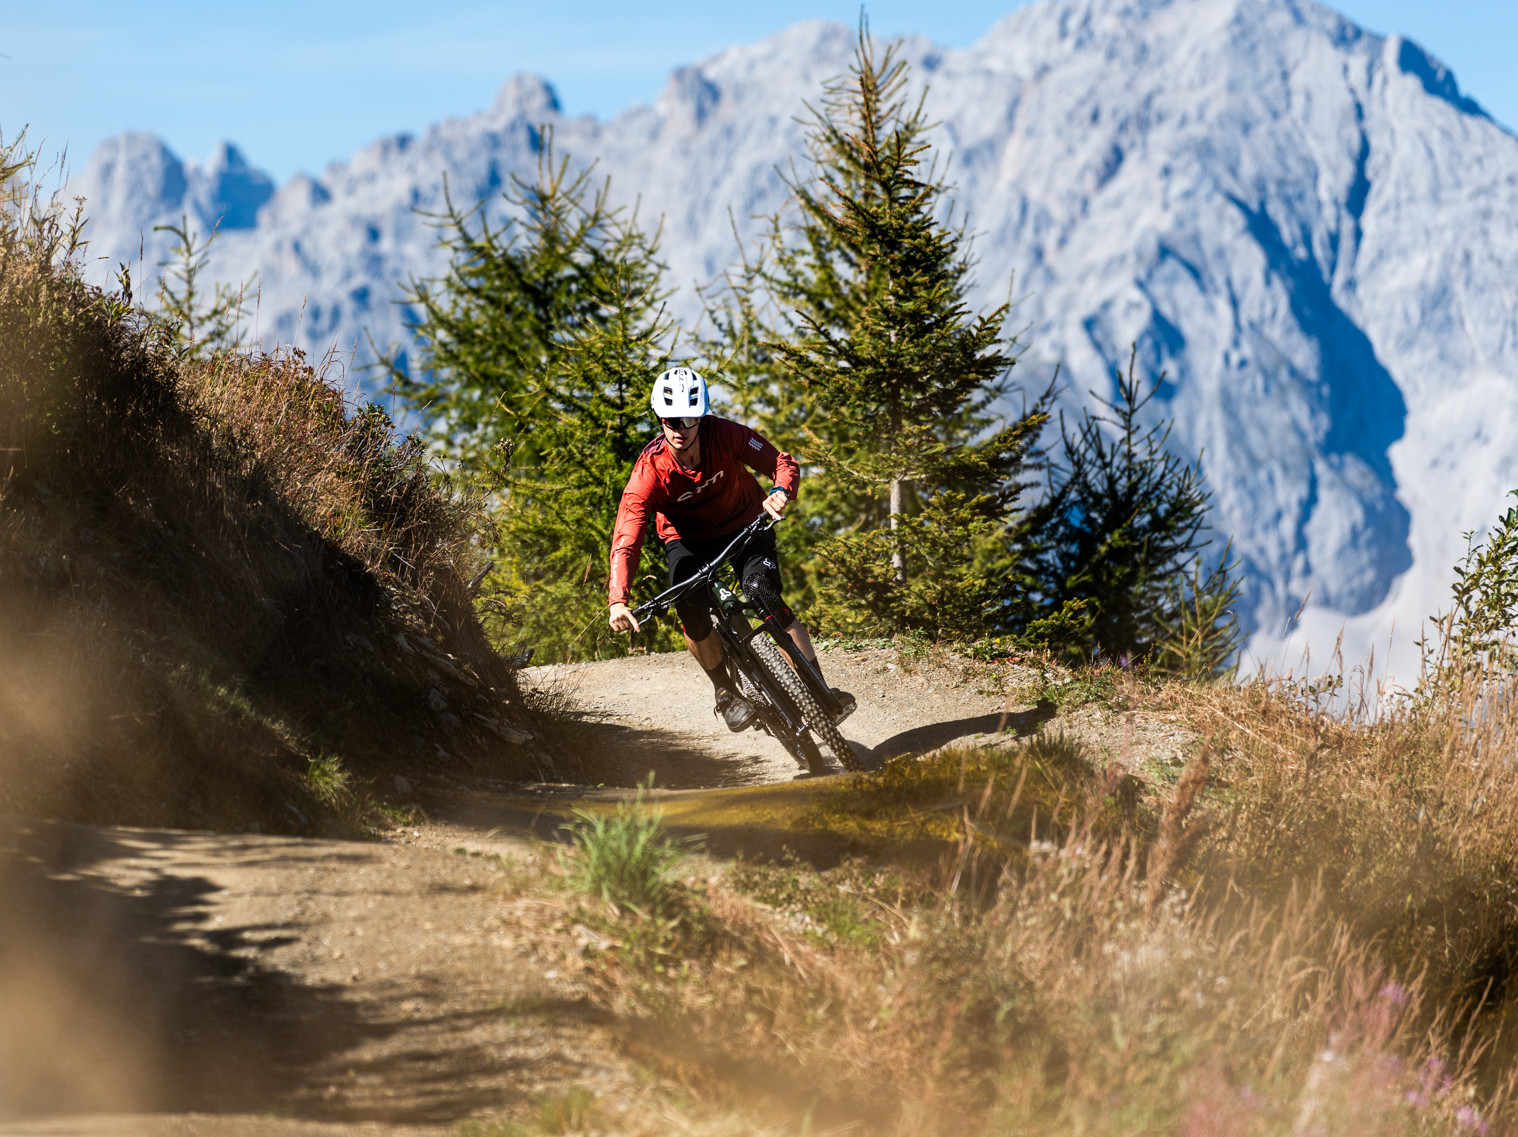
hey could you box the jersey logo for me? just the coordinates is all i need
[675,467,726,503]
[748,437,763,451]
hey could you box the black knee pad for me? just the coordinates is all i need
[742,566,795,627]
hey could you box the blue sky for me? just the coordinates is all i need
[3,1,1511,184]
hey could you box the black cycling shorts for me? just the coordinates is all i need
[665,526,794,642]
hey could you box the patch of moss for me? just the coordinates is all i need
[798,732,1143,859]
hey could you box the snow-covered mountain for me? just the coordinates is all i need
[62,0,1518,680]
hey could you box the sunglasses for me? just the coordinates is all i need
[660,416,702,430]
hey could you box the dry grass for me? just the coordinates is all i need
[565,662,1518,1134]
[0,144,539,832]
[1171,672,1518,1084]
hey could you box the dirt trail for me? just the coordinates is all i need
[0,817,622,1137]
[526,646,1045,787]
[0,648,1194,1135]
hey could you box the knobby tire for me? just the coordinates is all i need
[728,651,817,774]
[748,634,861,772]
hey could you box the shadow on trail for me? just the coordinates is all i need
[862,704,1056,765]
[421,700,1063,875]
[547,718,798,789]
[543,703,1056,791]
[0,819,581,1128]
[0,819,377,1121]
[435,703,1060,871]
[300,993,615,1127]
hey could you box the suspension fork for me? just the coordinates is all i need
[746,592,836,709]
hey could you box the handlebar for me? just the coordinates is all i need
[629,515,775,625]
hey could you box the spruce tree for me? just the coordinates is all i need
[1021,352,1241,675]
[385,137,682,660]
[154,216,253,355]
[698,235,830,616]
[491,266,683,661]
[744,25,1048,639]
[384,135,661,480]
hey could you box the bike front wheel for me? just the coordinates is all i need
[747,634,862,773]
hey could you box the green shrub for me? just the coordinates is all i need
[562,783,698,916]
[1428,488,1518,686]
[303,753,351,808]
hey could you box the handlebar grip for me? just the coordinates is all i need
[631,601,664,623]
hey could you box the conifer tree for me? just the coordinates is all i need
[1021,352,1241,675]
[386,138,682,660]
[385,135,661,481]
[698,235,830,615]
[491,267,683,661]
[154,216,253,355]
[741,25,1048,638]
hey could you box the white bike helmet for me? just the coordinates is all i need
[650,367,709,420]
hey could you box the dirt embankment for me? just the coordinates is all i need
[0,647,1197,1136]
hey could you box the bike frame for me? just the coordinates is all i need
[630,516,834,734]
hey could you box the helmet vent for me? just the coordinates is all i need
[650,366,709,421]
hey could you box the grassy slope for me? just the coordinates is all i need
[0,162,541,834]
[545,658,1518,1136]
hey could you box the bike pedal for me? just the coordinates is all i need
[830,688,857,725]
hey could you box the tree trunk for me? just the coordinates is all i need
[889,475,906,583]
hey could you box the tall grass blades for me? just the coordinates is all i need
[563,783,697,916]
[575,670,1518,1134]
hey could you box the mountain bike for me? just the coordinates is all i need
[631,516,862,775]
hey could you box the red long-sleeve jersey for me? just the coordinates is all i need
[608,416,800,606]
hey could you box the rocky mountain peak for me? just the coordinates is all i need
[490,74,563,125]
[61,0,1518,677]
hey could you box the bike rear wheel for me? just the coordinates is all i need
[747,635,861,772]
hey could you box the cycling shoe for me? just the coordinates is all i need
[715,687,758,732]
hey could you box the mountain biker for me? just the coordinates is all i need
[607,367,854,732]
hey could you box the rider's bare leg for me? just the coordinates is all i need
[685,629,724,671]
[783,619,818,663]
[784,618,854,718]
